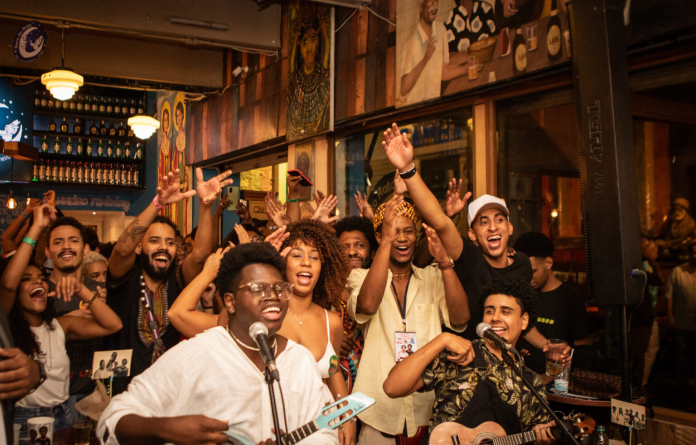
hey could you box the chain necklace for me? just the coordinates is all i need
[392,271,411,280]
[43,322,53,371]
[227,325,277,355]
[288,303,313,325]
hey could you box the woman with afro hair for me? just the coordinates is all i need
[277,218,356,445]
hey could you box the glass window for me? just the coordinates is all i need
[335,110,473,234]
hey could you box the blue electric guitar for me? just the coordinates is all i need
[225,392,375,445]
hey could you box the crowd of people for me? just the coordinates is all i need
[3,121,692,445]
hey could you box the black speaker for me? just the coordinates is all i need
[568,0,643,305]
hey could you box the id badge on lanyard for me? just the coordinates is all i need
[392,275,417,362]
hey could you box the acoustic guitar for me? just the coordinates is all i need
[224,392,375,445]
[429,413,595,445]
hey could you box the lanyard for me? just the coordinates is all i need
[391,274,412,332]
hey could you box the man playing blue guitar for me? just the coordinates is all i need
[97,243,340,445]
[383,278,557,445]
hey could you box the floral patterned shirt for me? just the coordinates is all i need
[420,340,550,432]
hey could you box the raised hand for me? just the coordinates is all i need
[313,190,326,208]
[265,226,290,252]
[312,194,339,224]
[287,175,302,198]
[215,193,231,217]
[196,168,233,205]
[203,246,231,280]
[32,204,57,230]
[42,190,56,207]
[393,169,408,196]
[234,224,251,245]
[381,194,405,243]
[25,198,42,214]
[423,223,449,263]
[48,276,85,303]
[444,178,471,218]
[354,191,374,221]
[265,191,291,228]
[381,123,414,172]
[157,169,197,206]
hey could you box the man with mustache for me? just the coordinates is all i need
[335,216,378,270]
[103,168,232,394]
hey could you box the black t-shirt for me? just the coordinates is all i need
[452,238,533,340]
[103,256,185,394]
[48,277,102,396]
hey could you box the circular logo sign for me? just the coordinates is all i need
[14,21,48,63]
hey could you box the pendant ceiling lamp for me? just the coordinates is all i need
[127,115,160,140]
[41,28,83,101]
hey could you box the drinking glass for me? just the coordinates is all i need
[545,339,567,377]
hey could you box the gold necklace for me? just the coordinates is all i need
[227,326,277,354]
[392,271,411,280]
[288,303,313,325]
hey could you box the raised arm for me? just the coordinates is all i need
[424,224,470,327]
[286,175,302,223]
[169,247,226,338]
[356,195,404,316]
[181,168,233,284]
[0,204,56,315]
[211,193,231,251]
[56,280,123,340]
[109,169,197,280]
[383,333,473,398]
[2,199,40,253]
[382,123,467,260]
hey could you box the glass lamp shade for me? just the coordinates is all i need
[128,115,161,140]
[41,69,84,101]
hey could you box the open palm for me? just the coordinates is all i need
[196,168,233,205]
[381,123,414,171]
[445,178,472,217]
[158,169,197,205]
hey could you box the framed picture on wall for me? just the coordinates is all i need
[242,191,269,221]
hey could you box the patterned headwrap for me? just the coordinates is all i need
[373,201,417,230]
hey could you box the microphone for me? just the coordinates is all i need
[249,322,279,381]
[476,323,518,354]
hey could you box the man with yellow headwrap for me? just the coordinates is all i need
[347,187,470,444]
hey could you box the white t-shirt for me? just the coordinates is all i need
[17,319,70,408]
[665,263,696,332]
[98,327,338,445]
[400,21,449,106]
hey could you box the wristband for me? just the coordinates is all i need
[83,290,100,309]
[398,164,417,179]
[22,237,37,248]
[287,197,299,203]
[22,211,30,219]
[201,304,214,309]
[153,195,165,210]
[438,256,454,271]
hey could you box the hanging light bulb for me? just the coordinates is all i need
[128,115,160,140]
[42,69,84,101]
[6,191,17,210]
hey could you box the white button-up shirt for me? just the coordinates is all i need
[400,21,449,105]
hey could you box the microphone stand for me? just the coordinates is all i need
[501,352,581,445]
[265,368,283,445]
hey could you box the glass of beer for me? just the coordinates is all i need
[73,419,92,445]
[545,339,567,377]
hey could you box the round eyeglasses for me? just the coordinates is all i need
[233,281,294,301]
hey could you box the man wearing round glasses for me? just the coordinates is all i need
[98,243,338,445]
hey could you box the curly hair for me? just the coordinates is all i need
[281,219,350,310]
[9,267,57,358]
[334,216,378,253]
[216,243,286,296]
[478,277,537,335]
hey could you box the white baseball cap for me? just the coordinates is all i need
[467,194,509,227]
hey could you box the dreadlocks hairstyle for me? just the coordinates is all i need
[281,219,350,311]
[479,277,538,335]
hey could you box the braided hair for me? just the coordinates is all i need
[281,219,350,310]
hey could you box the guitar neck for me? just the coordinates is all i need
[281,421,320,445]
[492,430,537,445]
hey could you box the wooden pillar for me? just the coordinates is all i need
[473,99,497,198]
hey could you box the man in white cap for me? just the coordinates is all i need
[381,123,565,352]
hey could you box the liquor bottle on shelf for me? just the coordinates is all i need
[69,97,76,111]
[48,118,57,132]
[66,138,74,155]
[104,163,111,185]
[32,162,38,181]
[53,137,61,154]
[137,100,144,114]
[114,163,121,185]
[125,164,132,186]
[97,140,105,157]
[84,97,92,113]
[122,100,129,116]
[99,98,106,114]
[39,159,46,181]
[115,142,123,158]
[76,162,83,184]
[547,0,562,62]
[106,142,114,158]
[88,162,95,184]
[90,121,98,136]
[86,139,94,157]
[513,28,527,75]
[61,118,69,133]
[51,160,58,182]
[48,96,54,109]
[76,139,84,156]
[65,161,73,183]
[107,98,113,115]
[40,92,48,108]
[108,122,117,137]
[114,99,121,115]
[135,143,143,159]
[41,136,49,153]
[76,96,84,112]
[122,164,128,185]
[55,98,63,111]
[100,120,108,136]
[129,100,136,116]
[118,122,126,137]
[124,142,131,158]
[73,119,82,135]
[133,165,140,187]
[34,91,40,108]
[127,125,134,138]
[58,160,65,182]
